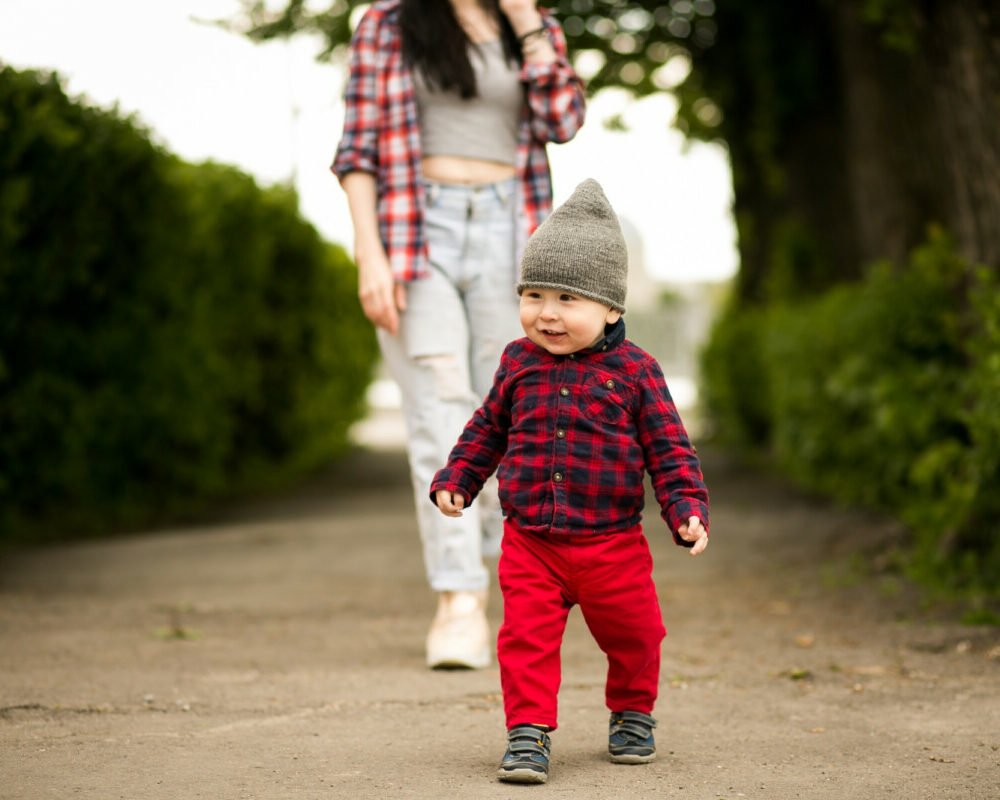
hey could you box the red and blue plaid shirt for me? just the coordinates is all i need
[431,321,710,544]
[331,0,586,282]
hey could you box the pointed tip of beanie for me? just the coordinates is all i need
[562,178,614,218]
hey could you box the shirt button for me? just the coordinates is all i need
[559,387,569,396]
[605,379,615,389]
[553,472,563,482]
[556,429,565,439]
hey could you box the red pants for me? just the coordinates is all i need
[497,520,667,731]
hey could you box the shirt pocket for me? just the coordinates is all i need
[581,374,635,426]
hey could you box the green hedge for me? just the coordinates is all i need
[702,229,1000,600]
[0,66,377,540]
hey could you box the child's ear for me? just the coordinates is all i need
[606,308,622,324]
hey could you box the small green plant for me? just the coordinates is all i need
[152,606,203,641]
[960,608,1000,627]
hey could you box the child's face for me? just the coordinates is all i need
[519,287,621,355]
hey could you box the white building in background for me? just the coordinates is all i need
[618,213,728,416]
[621,217,661,314]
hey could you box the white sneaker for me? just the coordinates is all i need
[426,590,490,669]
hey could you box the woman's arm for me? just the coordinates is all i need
[332,7,381,180]
[500,0,555,65]
[511,6,586,144]
[341,172,406,335]
[332,7,406,334]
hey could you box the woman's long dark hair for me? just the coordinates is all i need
[399,0,521,98]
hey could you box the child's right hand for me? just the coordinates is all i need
[435,490,466,517]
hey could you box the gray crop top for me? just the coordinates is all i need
[412,39,522,166]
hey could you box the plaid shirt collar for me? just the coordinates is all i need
[585,318,626,355]
[534,318,627,361]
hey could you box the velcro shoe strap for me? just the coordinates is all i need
[507,726,550,755]
[612,711,656,739]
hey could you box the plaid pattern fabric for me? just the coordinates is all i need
[331,0,586,282]
[431,321,710,543]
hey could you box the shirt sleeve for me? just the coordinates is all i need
[635,358,710,545]
[519,13,587,145]
[429,349,516,508]
[331,6,382,179]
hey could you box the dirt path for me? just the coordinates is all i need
[1,446,997,799]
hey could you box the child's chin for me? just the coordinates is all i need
[533,334,570,352]
[539,341,570,355]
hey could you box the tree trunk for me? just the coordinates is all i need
[923,0,1000,271]
[834,0,1000,272]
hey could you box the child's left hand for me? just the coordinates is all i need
[435,489,466,517]
[677,516,708,555]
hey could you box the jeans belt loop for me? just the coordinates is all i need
[494,176,514,208]
[426,180,440,207]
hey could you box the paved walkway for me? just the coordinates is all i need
[1,444,998,799]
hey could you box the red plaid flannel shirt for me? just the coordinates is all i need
[331,0,586,282]
[430,321,710,544]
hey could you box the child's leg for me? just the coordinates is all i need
[497,522,572,731]
[575,527,666,713]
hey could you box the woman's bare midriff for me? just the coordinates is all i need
[422,155,517,185]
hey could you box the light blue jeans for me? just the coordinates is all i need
[378,177,523,593]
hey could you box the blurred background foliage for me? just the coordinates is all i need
[703,231,1000,605]
[224,0,999,300]
[2,1,998,606]
[0,65,377,542]
[223,0,1000,605]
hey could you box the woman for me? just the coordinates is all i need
[332,0,585,669]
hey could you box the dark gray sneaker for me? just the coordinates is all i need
[608,710,657,764]
[497,725,551,783]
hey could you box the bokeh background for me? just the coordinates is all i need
[2,0,998,613]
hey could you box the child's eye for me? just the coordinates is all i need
[559,293,576,302]
[525,291,541,299]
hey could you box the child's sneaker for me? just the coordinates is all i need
[608,710,657,764]
[497,725,551,783]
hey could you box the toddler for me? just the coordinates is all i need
[431,178,709,783]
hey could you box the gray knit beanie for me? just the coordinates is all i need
[517,178,628,313]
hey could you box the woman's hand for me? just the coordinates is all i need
[341,171,407,334]
[356,245,406,335]
[498,0,543,35]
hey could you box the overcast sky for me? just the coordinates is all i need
[0,0,738,283]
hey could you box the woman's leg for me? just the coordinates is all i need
[454,177,523,557]
[377,179,519,667]
[378,272,493,669]
[377,288,488,595]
